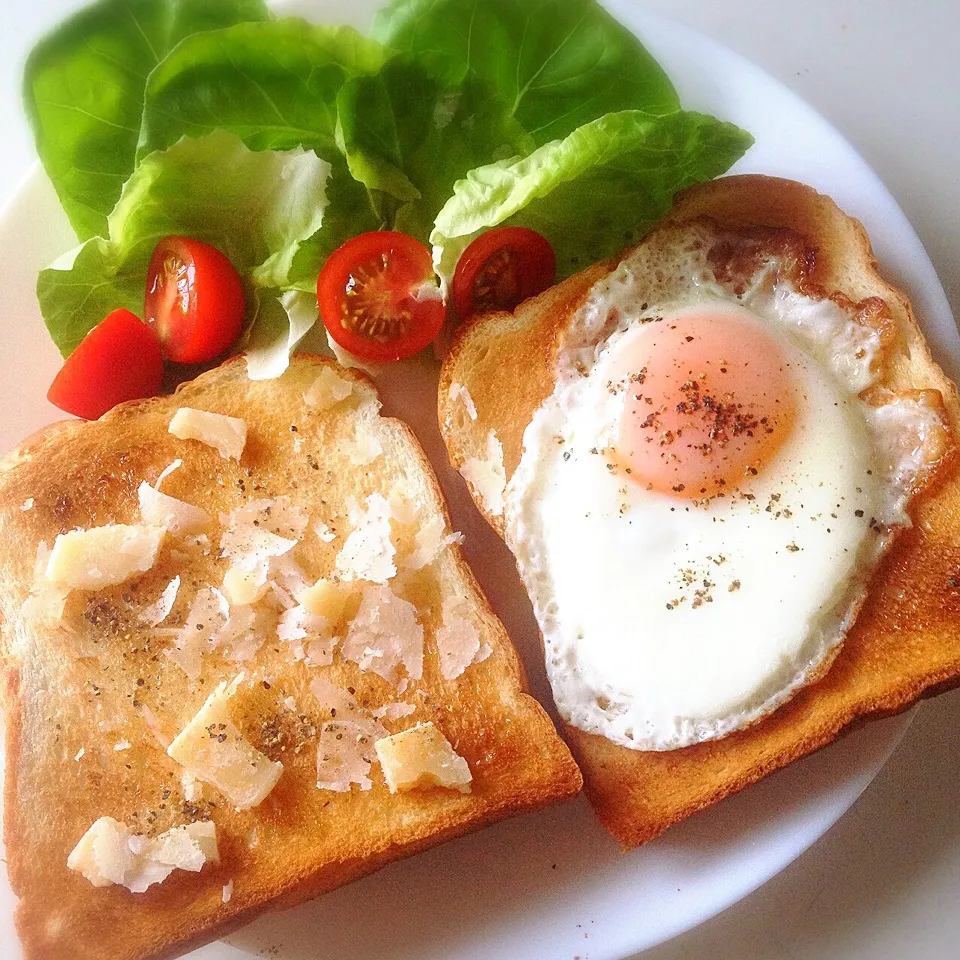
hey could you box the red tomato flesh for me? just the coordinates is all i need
[452,226,556,319]
[47,309,164,420]
[317,231,445,363]
[145,236,245,364]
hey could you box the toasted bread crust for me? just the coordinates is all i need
[0,355,580,959]
[438,174,960,847]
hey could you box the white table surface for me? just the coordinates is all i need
[2,2,959,959]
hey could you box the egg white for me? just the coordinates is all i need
[505,226,942,751]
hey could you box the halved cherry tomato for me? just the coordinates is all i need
[47,309,164,420]
[145,236,245,364]
[452,226,556,319]
[317,231,445,363]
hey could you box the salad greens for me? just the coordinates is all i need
[37,130,331,356]
[433,110,752,282]
[23,0,269,241]
[371,0,680,143]
[25,0,754,375]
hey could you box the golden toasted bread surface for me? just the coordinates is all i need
[0,355,580,959]
[438,174,960,847]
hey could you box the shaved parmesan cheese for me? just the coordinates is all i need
[220,526,297,567]
[315,719,386,792]
[460,430,506,518]
[372,701,417,721]
[448,382,478,421]
[23,541,70,622]
[309,676,361,718]
[303,366,354,411]
[20,497,34,512]
[74,747,85,762]
[67,817,218,893]
[168,677,282,810]
[335,495,396,583]
[138,482,211,536]
[297,578,352,625]
[154,459,183,488]
[436,596,492,680]
[270,553,309,597]
[142,576,180,627]
[345,426,383,466]
[222,562,270,606]
[223,497,309,541]
[46,524,164,591]
[169,408,246,461]
[277,604,329,647]
[306,637,335,667]
[314,521,336,543]
[403,515,464,571]
[215,604,268,663]
[375,722,472,794]
[222,881,234,904]
[114,740,131,752]
[165,587,228,678]
[181,772,202,803]
[342,585,423,685]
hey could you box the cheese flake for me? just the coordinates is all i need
[402,514,464,571]
[297,577,352,625]
[46,524,164,591]
[165,587,229,678]
[375,722,472,794]
[448,382,478,421]
[138,482,211,536]
[335,494,396,583]
[341,584,423,685]
[142,576,181,627]
[436,596,492,680]
[169,408,247,460]
[67,817,218,893]
[372,701,417,721]
[316,719,386,792]
[303,367,354,411]
[167,677,282,809]
[459,430,506,517]
[23,541,70,622]
[345,426,383,466]
[309,676,361,718]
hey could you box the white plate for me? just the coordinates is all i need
[1,2,957,959]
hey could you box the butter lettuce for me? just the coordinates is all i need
[372,0,679,145]
[26,0,753,377]
[432,111,754,282]
[38,130,331,358]
[23,0,269,241]
[138,20,385,159]
[335,57,533,241]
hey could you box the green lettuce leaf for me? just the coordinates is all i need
[136,18,387,294]
[138,19,385,159]
[23,0,269,241]
[38,130,331,358]
[432,110,754,283]
[335,57,533,242]
[244,290,319,380]
[372,0,679,146]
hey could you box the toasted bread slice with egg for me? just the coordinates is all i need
[438,174,960,847]
[0,354,580,960]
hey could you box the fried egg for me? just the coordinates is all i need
[505,221,946,751]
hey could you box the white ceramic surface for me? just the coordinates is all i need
[0,2,958,959]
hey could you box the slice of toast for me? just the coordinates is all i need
[0,354,580,960]
[438,174,960,848]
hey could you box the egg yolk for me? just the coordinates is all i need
[613,304,798,497]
